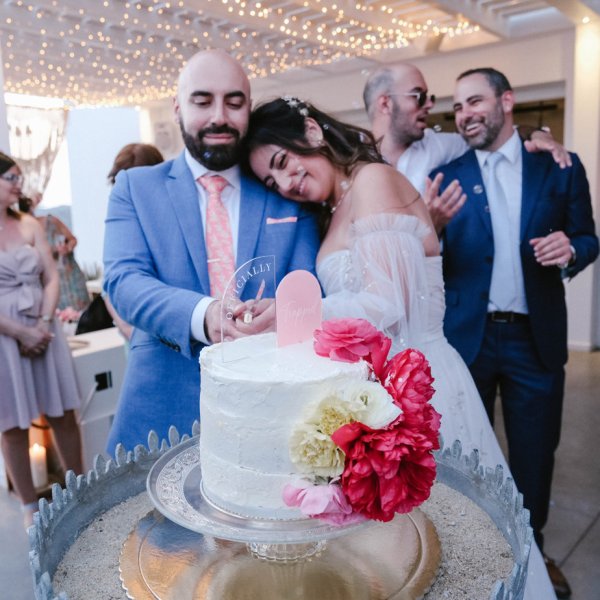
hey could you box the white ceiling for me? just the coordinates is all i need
[1,0,599,107]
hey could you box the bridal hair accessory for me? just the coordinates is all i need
[282,95,309,117]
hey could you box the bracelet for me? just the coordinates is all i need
[39,314,54,323]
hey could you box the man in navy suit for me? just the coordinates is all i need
[430,68,598,598]
[103,50,319,454]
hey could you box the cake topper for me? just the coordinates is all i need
[275,270,322,347]
[220,255,276,362]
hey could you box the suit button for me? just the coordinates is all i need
[480,292,488,300]
[174,345,181,352]
[485,256,492,264]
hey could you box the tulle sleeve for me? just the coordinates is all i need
[321,213,431,354]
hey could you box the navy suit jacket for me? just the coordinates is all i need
[431,146,598,371]
[103,153,320,453]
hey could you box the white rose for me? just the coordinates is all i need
[343,381,401,429]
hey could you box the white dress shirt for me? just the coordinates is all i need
[396,129,468,195]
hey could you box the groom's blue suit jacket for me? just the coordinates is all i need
[431,146,598,371]
[103,152,319,454]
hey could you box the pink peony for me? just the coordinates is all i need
[282,481,367,526]
[332,420,438,522]
[382,348,434,422]
[314,318,391,379]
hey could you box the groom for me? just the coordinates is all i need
[103,50,320,454]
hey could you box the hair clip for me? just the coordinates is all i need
[282,95,309,117]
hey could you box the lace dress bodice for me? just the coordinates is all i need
[318,213,445,356]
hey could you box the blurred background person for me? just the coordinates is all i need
[104,143,165,341]
[0,151,83,527]
[107,143,164,185]
[21,190,90,313]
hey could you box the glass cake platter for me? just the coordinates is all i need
[122,435,441,599]
[146,435,370,546]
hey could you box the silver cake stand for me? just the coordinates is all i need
[120,436,441,599]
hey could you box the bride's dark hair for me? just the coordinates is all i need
[242,97,384,177]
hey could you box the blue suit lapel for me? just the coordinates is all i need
[166,153,211,293]
[520,147,549,240]
[459,150,493,238]
[237,174,267,268]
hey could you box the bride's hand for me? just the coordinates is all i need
[424,174,466,236]
[234,298,276,335]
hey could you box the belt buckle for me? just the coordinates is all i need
[491,312,511,323]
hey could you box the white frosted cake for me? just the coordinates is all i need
[199,332,369,519]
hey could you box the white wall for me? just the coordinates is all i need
[67,107,140,273]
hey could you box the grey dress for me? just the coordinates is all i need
[0,244,80,431]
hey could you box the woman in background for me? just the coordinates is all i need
[21,191,89,312]
[0,151,82,527]
[104,143,164,340]
[107,143,164,185]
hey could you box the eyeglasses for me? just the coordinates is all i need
[0,173,23,185]
[389,91,436,108]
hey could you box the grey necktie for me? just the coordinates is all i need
[485,152,516,310]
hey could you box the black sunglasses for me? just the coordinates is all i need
[389,91,436,108]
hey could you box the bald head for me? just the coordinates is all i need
[363,63,434,162]
[174,50,251,170]
[363,64,423,120]
[177,49,250,102]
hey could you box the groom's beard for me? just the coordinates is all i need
[180,122,242,171]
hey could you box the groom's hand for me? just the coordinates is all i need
[204,300,243,343]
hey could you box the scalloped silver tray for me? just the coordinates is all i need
[147,436,371,544]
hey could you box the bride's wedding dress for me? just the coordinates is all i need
[319,213,556,599]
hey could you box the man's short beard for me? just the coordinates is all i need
[179,122,242,171]
[390,100,425,148]
[463,101,504,150]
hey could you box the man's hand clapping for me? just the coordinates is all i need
[424,173,467,235]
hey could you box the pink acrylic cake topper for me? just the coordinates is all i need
[275,270,322,347]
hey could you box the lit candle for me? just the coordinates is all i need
[29,443,48,489]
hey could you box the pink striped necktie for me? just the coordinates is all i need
[198,174,235,298]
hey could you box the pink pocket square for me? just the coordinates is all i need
[266,216,298,224]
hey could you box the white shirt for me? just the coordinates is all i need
[396,129,468,195]
[475,131,528,314]
[184,149,242,344]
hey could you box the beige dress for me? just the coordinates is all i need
[0,245,80,431]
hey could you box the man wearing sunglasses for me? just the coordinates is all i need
[363,63,571,233]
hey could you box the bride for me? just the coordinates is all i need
[243,97,556,599]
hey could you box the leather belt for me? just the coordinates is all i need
[488,311,529,324]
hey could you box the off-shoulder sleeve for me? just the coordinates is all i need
[322,213,431,354]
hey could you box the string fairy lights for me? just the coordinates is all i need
[0,0,478,106]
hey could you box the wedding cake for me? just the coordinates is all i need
[200,315,440,526]
[199,332,370,519]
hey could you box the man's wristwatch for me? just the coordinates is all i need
[39,314,54,323]
[559,245,576,269]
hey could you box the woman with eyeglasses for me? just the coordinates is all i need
[0,151,82,527]
[243,97,518,476]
